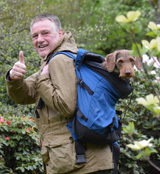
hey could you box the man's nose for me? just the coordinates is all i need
[37,34,44,42]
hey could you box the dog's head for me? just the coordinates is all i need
[102,49,142,79]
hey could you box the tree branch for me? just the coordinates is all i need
[125,0,139,5]
[146,157,160,172]
[130,31,160,102]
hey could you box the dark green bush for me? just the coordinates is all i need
[0,111,43,174]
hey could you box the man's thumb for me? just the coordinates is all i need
[19,51,25,64]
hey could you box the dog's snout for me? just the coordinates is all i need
[125,70,131,76]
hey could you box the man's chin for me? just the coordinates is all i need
[38,50,48,58]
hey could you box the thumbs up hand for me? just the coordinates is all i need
[10,51,26,80]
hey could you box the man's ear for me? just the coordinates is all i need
[58,28,63,38]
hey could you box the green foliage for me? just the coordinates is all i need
[41,0,155,54]
[117,68,160,174]
[0,114,43,174]
[115,9,160,172]
[0,2,43,173]
[123,121,136,137]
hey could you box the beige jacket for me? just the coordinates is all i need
[6,31,113,174]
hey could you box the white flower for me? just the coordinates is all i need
[142,39,158,49]
[148,21,160,30]
[127,138,153,151]
[136,94,159,106]
[116,11,141,23]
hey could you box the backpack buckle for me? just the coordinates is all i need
[77,78,83,88]
[76,154,86,164]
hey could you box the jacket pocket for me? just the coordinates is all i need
[42,141,85,174]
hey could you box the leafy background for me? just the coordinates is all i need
[0,0,159,173]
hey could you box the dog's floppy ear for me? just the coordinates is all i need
[103,52,117,72]
[135,57,142,70]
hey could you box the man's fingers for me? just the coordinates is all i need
[14,61,26,70]
[19,51,25,64]
[13,64,26,73]
[10,68,25,80]
[11,60,26,80]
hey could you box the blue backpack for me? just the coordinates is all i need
[44,48,133,173]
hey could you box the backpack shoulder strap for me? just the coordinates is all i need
[47,49,89,70]
[76,49,88,70]
[48,51,76,64]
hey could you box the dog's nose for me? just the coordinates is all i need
[125,70,131,76]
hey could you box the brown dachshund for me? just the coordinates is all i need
[102,49,142,79]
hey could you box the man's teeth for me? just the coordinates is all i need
[39,45,47,48]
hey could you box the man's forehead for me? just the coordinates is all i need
[32,19,52,28]
[31,20,54,34]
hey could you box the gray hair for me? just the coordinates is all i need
[30,13,61,32]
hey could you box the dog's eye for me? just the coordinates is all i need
[129,58,135,62]
[118,60,123,63]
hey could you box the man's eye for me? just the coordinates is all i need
[32,35,38,39]
[42,32,49,35]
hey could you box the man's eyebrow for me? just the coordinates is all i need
[41,30,48,33]
[32,29,51,36]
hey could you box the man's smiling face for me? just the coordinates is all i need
[31,19,63,58]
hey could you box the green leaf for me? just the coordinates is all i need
[123,122,135,136]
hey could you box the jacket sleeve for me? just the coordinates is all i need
[36,55,77,118]
[6,71,39,105]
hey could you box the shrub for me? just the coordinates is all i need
[0,112,43,174]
